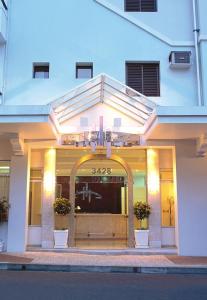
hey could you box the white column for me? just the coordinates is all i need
[175,140,207,256]
[147,149,161,248]
[7,151,30,252]
[41,149,56,249]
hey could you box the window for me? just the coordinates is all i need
[126,62,160,96]
[33,63,49,79]
[76,63,93,79]
[0,161,10,222]
[80,117,89,127]
[1,0,7,10]
[125,0,157,12]
[28,169,42,226]
[160,169,175,227]
[114,118,122,128]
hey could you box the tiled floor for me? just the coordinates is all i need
[166,255,207,266]
[0,254,33,264]
[0,251,206,268]
[14,252,176,267]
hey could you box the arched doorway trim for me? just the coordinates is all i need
[69,154,134,248]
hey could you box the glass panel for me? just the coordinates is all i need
[0,161,10,222]
[56,148,147,228]
[160,169,175,227]
[75,159,127,214]
[0,161,10,176]
[28,169,42,226]
[34,71,49,79]
[77,67,92,79]
[33,65,49,79]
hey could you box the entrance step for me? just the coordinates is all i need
[27,246,177,255]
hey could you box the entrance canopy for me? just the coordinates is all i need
[2,74,207,155]
[51,73,156,135]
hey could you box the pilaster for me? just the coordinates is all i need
[147,149,161,248]
[41,149,56,249]
[7,149,30,252]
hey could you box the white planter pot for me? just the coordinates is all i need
[134,230,149,248]
[0,241,4,252]
[54,230,69,249]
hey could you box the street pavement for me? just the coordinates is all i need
[0,271,207,300]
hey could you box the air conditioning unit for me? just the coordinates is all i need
[169,51,191,69]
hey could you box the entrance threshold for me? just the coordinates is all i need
[27,246,177,255]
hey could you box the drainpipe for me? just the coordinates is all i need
[192,0,202,106]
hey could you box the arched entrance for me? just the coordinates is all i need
[69,154,134,248]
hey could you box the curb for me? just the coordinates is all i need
[0,263,207,274]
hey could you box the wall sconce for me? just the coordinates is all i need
[43,149,56,195]
[147,149,160,195]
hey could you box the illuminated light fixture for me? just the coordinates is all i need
[44,171,55,193]
[147,149,160,195]
[102,176,108,183]
[43,149,56,194]
[76,206,81,212]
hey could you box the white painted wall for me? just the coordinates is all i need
[200,42,207,106]
[198,0,207,36]
[109,0,194,41]
[0,0,206,256]
[0,0,8,104]
[4,0,197,106]
[197,0,207,106]
[175,140,207,256]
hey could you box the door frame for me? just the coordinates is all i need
[69,153,134,248]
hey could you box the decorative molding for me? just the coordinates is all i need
[199,35,207,43]
[10,134,24,156]
[94,0,194,47]
[196,134,207,157]
[69,153,134,247]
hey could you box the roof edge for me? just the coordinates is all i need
[0,105,51,116]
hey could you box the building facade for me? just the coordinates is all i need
[0,0,207,256]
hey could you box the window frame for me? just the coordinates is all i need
[0,161,10,222]
[33,63,50,79]
[160,168,175,228]
[76,63,93,79]
[126,61,160,97]
[28,168,43,226]
[124,0,157,12]
[1,0,7,10]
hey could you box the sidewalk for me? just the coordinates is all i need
[0,252,207,274]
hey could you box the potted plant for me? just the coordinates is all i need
[53,197,71,249]
[0,196,9,223]
[134,201,151,248]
